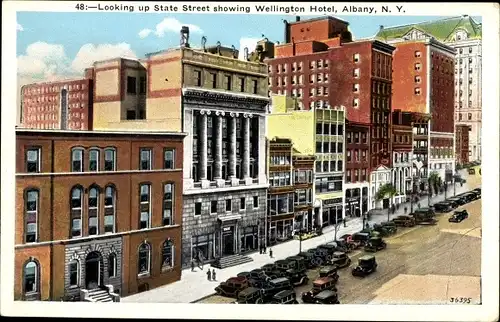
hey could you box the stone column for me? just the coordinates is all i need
[242,113,252,184]
[199,110,210,187]
[229,112,238,186]
[215,111,225,187]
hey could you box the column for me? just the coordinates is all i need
[229,113,238,183]
[214,111,224,186]
[199,110,209,182]
[242,113,251,181]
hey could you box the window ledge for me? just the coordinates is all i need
[137,273,150,279]
[69,285,79,289]
[161,267,174,273]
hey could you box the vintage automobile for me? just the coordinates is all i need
[391,215,416,227]
[351,255,378,277]
[301,277,338,303]
[460,192,477,203]
[237,271,264,288]
[215,276,249,298]
[317,244,340,261]
[260,264,285,279]
[338,234,363,250]
[306,248,329,266]
[350,232,371,247]
[449,210,469,223]
[447,196,467,206]
[467,190,481,200]
[327,251,352,269]
[364,236,387,252]
[274,259,309,286]
[296,251,318,269]
[412,208,437,225]
[380,221,397,234]
[444,199,460,209]
[270,289,299,304]
[372,223,391,237]
[236,287,264,304]
[260,277,294,302]
[318,265,339,282]
[473,188,481,198]
[285,256,307,273]
[433,201,455,213]
[324,240,351,253]
[314,290,340,304]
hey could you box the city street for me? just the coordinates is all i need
[123,169,480,304]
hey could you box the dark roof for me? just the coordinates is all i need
[273,289,295,298]
[315,290,336,299]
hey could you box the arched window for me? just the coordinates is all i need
[70,186,83,237]
[89,149,99,172]
[68,260,79,287]
[108,253,117,278]
[104,186,116,233]
[88,187,99,235]
[25,189,39,243]
[104,148,116,171]
[138,243,151,275]
[71,148,84,172]
[24,260,39,294]
[161,239,174,270]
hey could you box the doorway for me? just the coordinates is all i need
[222,226,235,256]
[85,251,102,290]
[383,198,390,209]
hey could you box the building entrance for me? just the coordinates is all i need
[85,251,102,290]
[222,226,235,256]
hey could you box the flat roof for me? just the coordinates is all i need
[288,16,349,26]
[15,128,187,137]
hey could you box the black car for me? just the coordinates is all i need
[472,188,481,198]
[270,289,299,304]
[447,196,467,206]
[296,252,317,269]
[260,277,294,302]
[433,201,454,213]
[444,199,460,209]
[351,255,378,277]
[448,210,469,223]
[456,192,476,203]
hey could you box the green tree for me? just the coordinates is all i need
[375,183,397,222]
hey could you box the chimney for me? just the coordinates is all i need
[296,16,300,22]
[180,26,190,47]
[379,25,384,31]
[283,20,290,43]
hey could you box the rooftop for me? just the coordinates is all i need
[15,128,187,137]
[288,16,350,26]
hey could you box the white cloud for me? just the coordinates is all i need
[17,23,24,31]
[17,42,70,78]
[138,28,152,39]
[238,37,261,60]
[139,17,203,39]
[71,43,137,73]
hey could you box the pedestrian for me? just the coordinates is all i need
[191,259,195,272]
[343,219,347,227]
[212,269,216,281]
[404,206,407,214]
[206,269,212,281]
[418,202,421,209]
[198,251,204,270]
[269,248,273,258]
[263,244,267,254]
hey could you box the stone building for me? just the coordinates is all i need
[376,15,481,162]
[15,129,185,301]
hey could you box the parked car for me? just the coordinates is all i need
[412,208,437,225]
[380,221,397,234]
[433,201,455,213]
[215,277,249,298]
[318,265,339,282]
[296,252,317,269]
[468,190,481,200]
[338,234,363,250]
[314,290,340,304]
[285,256,307,273]
[325,240,351,253]
[270,289,299,304]
[306,248,328,266]
[237,271,265,288]
[473,188,481,198]
[364,236,387,252]
[444,199,460,209]
[391,215,416,227]
[351,255,378,277]
[274,259,309,286]
[351,232,371,247]
[260,277,294,302]
[326,251,352,269]
[449,210,469,223]
[459,192,477,203]
[317,244,339,261]
[260,264,285,279]
[301,277,338,303]
[236,287,264,304]
[447,196,467,206]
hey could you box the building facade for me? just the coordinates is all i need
[391,110,414,204]
[455,124,471,165]
[20,78,93,130]
[292,153,315,232]
[376,15,481,161]
[15,129,185,301]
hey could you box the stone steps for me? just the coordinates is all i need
[88,289,114,302]
[211,254,253,269]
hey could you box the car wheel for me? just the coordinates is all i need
[326,255,333,261]
[255,298,263,304]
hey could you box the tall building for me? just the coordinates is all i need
[455,124,471,165]
[391,110,414,204]
[20,78,93,130]
[268,95,345,229]
[87,27,271,269]
[384,36,456,188]
[376,15,482,161]
[267,16,395,213]
[15,129,186,301]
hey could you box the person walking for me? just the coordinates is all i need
[269,248,273,258]
[343,219,347,227]
[212,269,217,281]
[191,259,195,272]
[198,251,204,270]
[404,206,408,214]
[206,269,212,281]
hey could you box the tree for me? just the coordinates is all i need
[428,171,440,196]
[375,183,397,222]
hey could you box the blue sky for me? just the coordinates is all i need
[16,12,482,84]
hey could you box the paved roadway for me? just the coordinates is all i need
[123,169,480,304]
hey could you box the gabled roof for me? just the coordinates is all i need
[375,15,482,42]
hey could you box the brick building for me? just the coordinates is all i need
[86,27,270,269]
[388,36,456,187]
[20,78,93,130]
[267,16,395,213]
[391,110,414,204]
[455,124,471,165]
[15,129,186,301]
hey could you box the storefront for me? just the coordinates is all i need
[191,233,215,262]
[345,186,369,217]
[293,209,313,233]
[240,225,258,254]
[321,197,343,227]
[268,217,294,245]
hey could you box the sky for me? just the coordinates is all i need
[16,12,482,86]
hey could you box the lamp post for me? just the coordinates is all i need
[444,180,448,200]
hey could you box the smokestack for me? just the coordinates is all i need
[379,25,384,31]
[296,16,300,22]
[180,26,190,47]
[283,20,290,44]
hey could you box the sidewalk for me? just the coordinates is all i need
[123,171,476,303]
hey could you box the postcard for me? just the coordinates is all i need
[1,1,499,321]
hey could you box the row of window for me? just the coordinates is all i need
[269,172,291,187]
[315,176,343,193]
[346,149,368,163]
[346,131,368,144]
[193,70,259,94]
[315,142,344,154]
[394,152,411,163]
[268,193,294,215]
[458,47,474,54]
[270,59,331,75]
[26,112,85,122]
[346,169,368,183]
[393,134,411,144]
[315,160,343,173]
[24,84,85,95]
[126,76,147,95]
[195,196,259,216]
[457,112,477,121]
[315,123,344,136]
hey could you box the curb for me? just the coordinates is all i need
[191,292,217,303]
